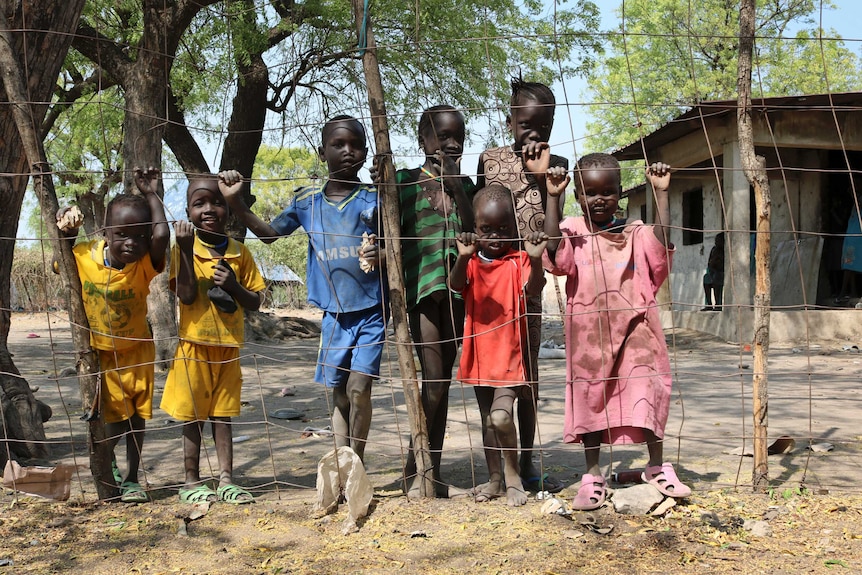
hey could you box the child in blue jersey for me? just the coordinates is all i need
[223,116,385,461]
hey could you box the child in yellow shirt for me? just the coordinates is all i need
[160,172,266,504]
[57,167,169,502]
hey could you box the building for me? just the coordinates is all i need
[612,92,862,343]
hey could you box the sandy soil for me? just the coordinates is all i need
[3,310,862,574]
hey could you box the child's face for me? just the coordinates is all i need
[577,168,621,226]
[507,98,554,152]
[475,199,516,259]
[318,122,368,179]
[104,204,151,266]
[187,181,228,235]
[420,112,465,163]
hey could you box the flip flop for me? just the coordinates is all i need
[120,481,149,503]
[269,408,305,420]
[767,435,795,455]
[179,484,217,503]
[642,463,692,498]
[522,473,565,494]
[217,483,254,505]
[571,474,606,511]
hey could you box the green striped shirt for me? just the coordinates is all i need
[398,168,475,310]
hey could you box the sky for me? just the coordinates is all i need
[16,1,862,243]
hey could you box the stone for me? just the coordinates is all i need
[611,483,665,514]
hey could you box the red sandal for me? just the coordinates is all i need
[642,463,691,498]
[571,473,607,511]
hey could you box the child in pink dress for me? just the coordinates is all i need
[449,185,548,507]
[543,153,691,511]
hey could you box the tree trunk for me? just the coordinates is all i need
[737,0,771,491]
[351,0,434,497]
[0,0,86,469]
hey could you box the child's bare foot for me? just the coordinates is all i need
[506,485,528,506]
[406,474,453,499]
[447,485,471,499]
[474,480,505,503]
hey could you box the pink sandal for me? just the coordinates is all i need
[642,463,691,498]
[571,473,607,511]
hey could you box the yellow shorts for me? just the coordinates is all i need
[98,341,155,424]
[160,340,242,421]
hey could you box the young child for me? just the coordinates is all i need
[395,105,475,498]
[57,167,169,502]
[449,185,547,507]
[702,232,725,311]
[476,76,568,493]
[543,153,691,511]
[160,172,266,504]
[222,116,384,462]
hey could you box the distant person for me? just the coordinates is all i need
[475,76,568,494]
[57,167,169,503]
[837,200,862,305]
[702,232,725,311]
[160,172,266,504]
[223,116,385,463]
[544,154,691,511]
[449,185,548,506]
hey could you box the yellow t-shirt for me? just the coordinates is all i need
[170,235,266,347]
[73,239,161,351]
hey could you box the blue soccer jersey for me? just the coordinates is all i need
[271,183,384,313]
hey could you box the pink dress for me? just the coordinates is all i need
[544,217,673,445]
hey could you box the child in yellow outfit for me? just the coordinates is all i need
[160,171,266,504]
[57,167,169,503]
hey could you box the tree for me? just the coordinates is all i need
[584,0,862,157]
[0,0,86,469]
[243,145,318,302]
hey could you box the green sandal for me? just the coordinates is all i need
[217,483,254,505]
[178,484,217,503]
[111,458,123,484]
[120,481,149,503]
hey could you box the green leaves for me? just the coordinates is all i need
[584,0,861,156]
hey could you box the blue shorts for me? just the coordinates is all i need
[315,307,386,387]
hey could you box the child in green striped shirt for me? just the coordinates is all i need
[395,105,475,498]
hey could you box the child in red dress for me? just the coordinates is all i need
[449,184,548,506]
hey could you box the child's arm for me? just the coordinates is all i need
[212,260,263,312]
[173,220,198,304]
[448,232,478,292]
[434,150,475,232]
[646,163,672,246]
[523,142,550,189]
[543,169,572,262]
[523,231,549,297]
[219,170,285,243]
[524,143,568,217]
[475,153,486,190]
[359,233,386,272]
[52,206,83,274]
[134,166,169,270]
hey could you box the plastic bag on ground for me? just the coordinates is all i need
[313,446,373,531]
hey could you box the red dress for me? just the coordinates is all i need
[457,250,531,387]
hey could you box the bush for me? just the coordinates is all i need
[11,244,67,312]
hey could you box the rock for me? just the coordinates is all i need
[611,483,665,514]
[743,519,773,537]
[700,511,723,528]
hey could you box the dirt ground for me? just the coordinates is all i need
[4,310,862,574]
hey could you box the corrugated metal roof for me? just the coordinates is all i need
[612,91,862,161]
